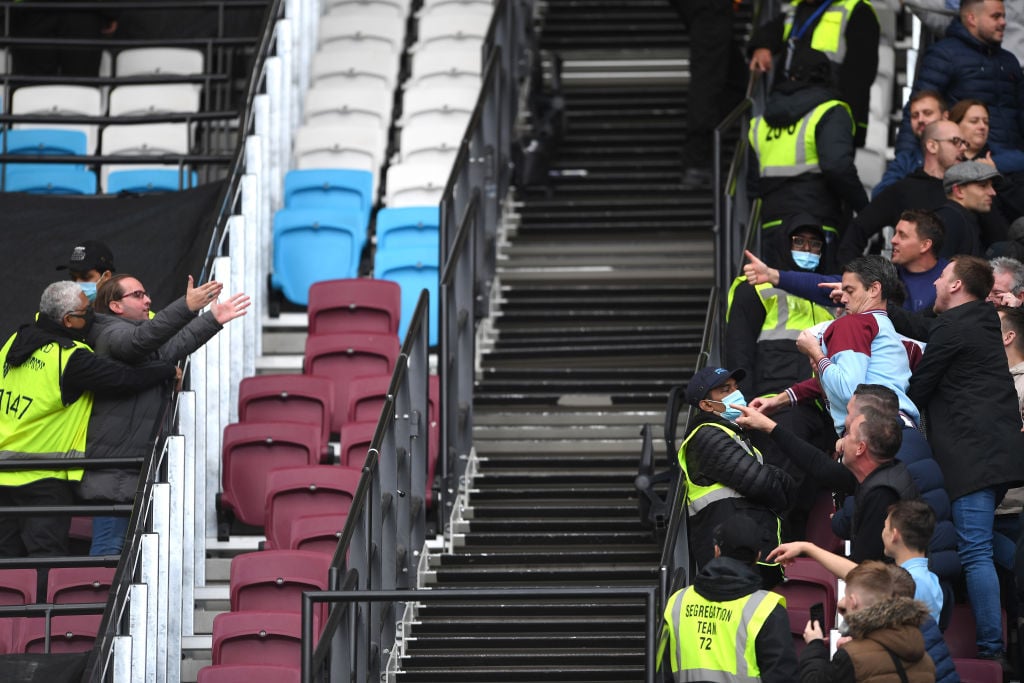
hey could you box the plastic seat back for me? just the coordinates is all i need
[283,168,374,226]
[105,167,199,194]
[16,614,101,654]
[398,117,468,164]
[285,513,349,555]
[304,82,394,132]
[343,374,391,424]
[270,207,368,306]
[952,658,1003,683]
[46,567,116,604]
[806,488,843,555]
[307,278,401,336]
[944,604,1008,658]
[229,550,331,613]
[293,123,386,177]
[4,168,96,194]
[414,3,492,49]
[263,466,364,552]
[237,375,334,455]
[0,569,36,605]
[337,421,376,469]
[774,558,838,636]
[11,85,103,153]
[211,611,305,666]
[383,160,450,208]
[115,47,204,76]
[408,42,483,87]
[303,333,400,431]
[310,42,400,91]
[219,422,323,527]
[373,247,440,344]
[375,206,440,251]
[108,83,201,116]
[317,13,405,57]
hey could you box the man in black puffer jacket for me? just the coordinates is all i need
[678,366,796,588]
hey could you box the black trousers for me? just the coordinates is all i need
[0,477,74,558]
[672,0,748,168]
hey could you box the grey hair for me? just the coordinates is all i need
[990,256,1024,296]
[39,281,85,322]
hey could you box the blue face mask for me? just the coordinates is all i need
[792,250,821,271]
[713,389,747,421]
[78,281,97,302]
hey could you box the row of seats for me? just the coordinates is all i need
[219,279,440,540]
[0,47,206,194]
[0,566,115,655]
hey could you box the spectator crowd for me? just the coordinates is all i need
[664,0,1024,680]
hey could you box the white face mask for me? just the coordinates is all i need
[792,250,821,270]
[710,389,747,421]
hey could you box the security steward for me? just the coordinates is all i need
[726,215,837,539]
[747,45,868,255]
[748,0,880,148]
[0,281,175,557]
[679,367,795,588]
[658,514,798,683]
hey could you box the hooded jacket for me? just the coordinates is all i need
[800,597,935,683]
[749,83,868,228]
[79,296,222,501]
[658,556,798,683]
[895,18,1024,174]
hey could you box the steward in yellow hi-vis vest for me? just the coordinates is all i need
[0,281,175,558]
[680,367,795,589]
[746,45,868,262]
[748,0,879,149]
[657,515,797,683]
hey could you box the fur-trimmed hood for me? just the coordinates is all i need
[843,596,930,661]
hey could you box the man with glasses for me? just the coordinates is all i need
[837,120,966,264]
[0,282,177,557]
[81,274,249,555]
[873,91,949,198]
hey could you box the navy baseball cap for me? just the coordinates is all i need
[684,366,746,407]
[713,514,762,563]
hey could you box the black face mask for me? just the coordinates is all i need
[68,308,95,342]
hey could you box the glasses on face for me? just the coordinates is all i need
[791,235,824,252]
[936,137,968,148]
[116,289,148,301]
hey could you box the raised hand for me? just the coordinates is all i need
[733,403,779,433]
[186,276,224,312]
[742,250,780,286]
[210,292,251,324]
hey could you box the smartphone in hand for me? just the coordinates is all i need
[809,602,826,631]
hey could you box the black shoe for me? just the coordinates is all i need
[680,166,712,190]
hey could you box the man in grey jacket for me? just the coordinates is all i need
[83,273,249,555]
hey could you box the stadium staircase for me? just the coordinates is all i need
[386,1,744,679]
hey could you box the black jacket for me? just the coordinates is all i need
[769,424,917,562]
[659,556,799,683]
[749,0,880,148]
[682,414,795,569]
[907,299,1024,500]
[5,317,175,405]
[837,169,946,264]
[749,82,868,229]
[932,200,983,258]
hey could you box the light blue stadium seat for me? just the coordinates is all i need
[0,128,88,158]
[1,129,90,183]
[270,207,368,306]
[283,169,374,226]
[373,246,439,345]
[106,168,200,194]
[4,167,97,194]
[375,206,440,252]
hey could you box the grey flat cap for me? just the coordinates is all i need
[943,160,1002,194]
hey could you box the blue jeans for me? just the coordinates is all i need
[89,516,129,556]
[952,488,1004,656]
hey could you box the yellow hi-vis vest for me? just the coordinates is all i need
[658,586,785,682]
[677,422,764,517]
[0,332,90,486]
[727,277,835,343]
[782,0,876,65]
[748,99,853,178]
